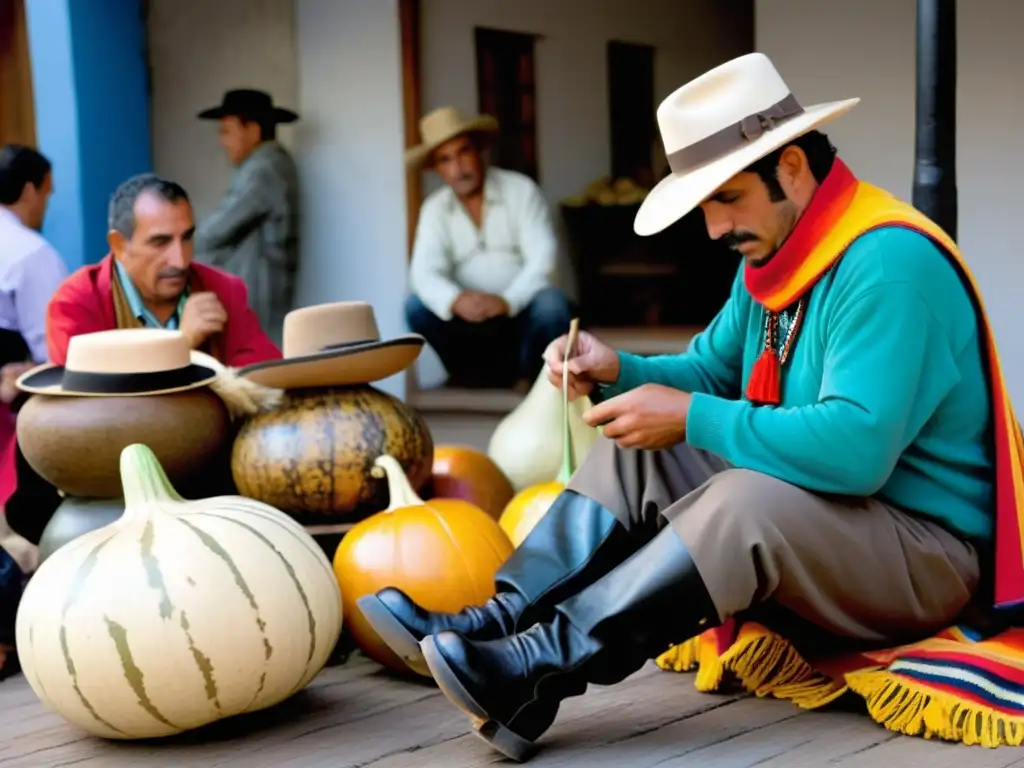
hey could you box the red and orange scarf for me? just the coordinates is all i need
[741,159,1024,609]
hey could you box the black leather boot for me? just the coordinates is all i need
[420,525,718,762]
[356,490,637,676]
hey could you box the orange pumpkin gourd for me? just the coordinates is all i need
[333,454,514,672]
[430,445,515,520]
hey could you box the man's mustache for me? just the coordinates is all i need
[721,231,758,250]
[158,268,189,280]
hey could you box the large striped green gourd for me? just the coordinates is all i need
[14,443,343,740]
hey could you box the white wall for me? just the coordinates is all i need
[757,0,1024,402]
[293,0,410,398]
[147,0,299,219]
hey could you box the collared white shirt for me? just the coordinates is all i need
[0,207,68,362]
[409,167,559,320]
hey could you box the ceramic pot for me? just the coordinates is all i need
[231,385,433,522]
[38,496,125,563]
[17,389,232,498]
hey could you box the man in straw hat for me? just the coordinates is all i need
[358,52,1019,760]
[193,89,301,340]
[404,106,572,391]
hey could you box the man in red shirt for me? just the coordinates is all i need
[3,174,281,542]
[46,173,281,367]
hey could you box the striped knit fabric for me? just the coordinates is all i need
[656,621,1024,747]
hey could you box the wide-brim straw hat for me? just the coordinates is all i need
[405,106,499,170]
[17,328,219,397]
[634,52,860,237]
[238,301,424,390]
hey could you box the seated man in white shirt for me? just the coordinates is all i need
[405,107,572,390]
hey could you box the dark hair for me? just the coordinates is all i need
[745,130,837,201]
[108,173,190,238]
[0,145,52,205]
[236,114,276,142]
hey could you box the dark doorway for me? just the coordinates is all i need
[474,27,539,182]
[607,40,656,188]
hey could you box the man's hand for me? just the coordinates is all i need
[476,293,510,320]
[0,361,35,404]
[452,291,509,323]
[544,330,620,401]
[452,291,487,322]
[179,292,228,349]
[582,383,691,450]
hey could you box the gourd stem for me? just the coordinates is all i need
[372,455,424,511]
[556,391,574,485]
[556,318,580,485]
[119,443,183,512]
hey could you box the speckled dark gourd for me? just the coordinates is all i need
[231,386,434,521]
[37,496,125,563]
[17,390,232,499]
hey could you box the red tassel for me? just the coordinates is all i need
[745,348,781,405]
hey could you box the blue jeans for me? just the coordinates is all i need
[405,287,573,385]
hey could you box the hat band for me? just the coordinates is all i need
[321,338,376,352]
[666,93,805,175]
[59,365,210,395]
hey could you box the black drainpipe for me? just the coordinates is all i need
[912,0,958,240]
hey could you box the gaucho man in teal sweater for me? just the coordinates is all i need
[358,53,1020,761]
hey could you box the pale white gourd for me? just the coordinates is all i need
[15,443,343,740]
[487,368,599,491]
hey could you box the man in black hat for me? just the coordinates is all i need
[193,89,300,342]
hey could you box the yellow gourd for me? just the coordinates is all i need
[488,369,599,491]
[499,480,565,547]
[15,444,343,740]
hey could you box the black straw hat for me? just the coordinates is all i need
[197,89,299,124]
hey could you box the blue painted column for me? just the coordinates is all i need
[24,0,152,271]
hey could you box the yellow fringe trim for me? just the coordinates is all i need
[655,636,724,691]
[656,631,847,709]
[845,667,1024,748]
[657,633,1024,748]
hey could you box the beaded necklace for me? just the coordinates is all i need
[745,298,805,405]
[767,299,805,365]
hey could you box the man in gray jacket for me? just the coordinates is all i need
[194,89,300,342]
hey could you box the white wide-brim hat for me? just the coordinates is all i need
[634,52,860,237]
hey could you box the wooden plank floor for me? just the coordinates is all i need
[1,650,1021,768]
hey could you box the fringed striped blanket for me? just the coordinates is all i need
[655,619,1024,748]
